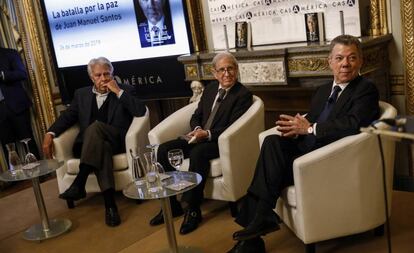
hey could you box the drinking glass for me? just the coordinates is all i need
[20,138,38,164]
[167,149,185,188]
[5,142,22,175]
[168,149,184,170]
[129,148,146,186]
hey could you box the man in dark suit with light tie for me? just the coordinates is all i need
[228,35,380,252]
[0,47,39,160]
[42,57,146,227]
[137,0,175,48]
[150,52,253,235]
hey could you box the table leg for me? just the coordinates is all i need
[160,198,178,253]
[23,177,72,241]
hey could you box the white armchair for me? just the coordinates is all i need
[258,101,397,252]
[53,107,150,208]
[148,96,265,215]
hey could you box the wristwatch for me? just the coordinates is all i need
[307,124,314,134]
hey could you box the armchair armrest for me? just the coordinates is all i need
[125,107,150,170]
[292,133,388,241]
[148,102,198,145]
[53,125,79,162]
[218,96,265,200]
[259,126,281,148]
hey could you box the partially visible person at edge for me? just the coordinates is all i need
[0,47,40,161]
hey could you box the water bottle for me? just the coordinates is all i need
[6,143,22,175]
[143,152,163,193]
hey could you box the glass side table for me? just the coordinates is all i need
[0,159,72,241]
[123,171,202,253]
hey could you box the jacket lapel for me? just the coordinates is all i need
[210,82,239,127]
[84,89,94,124]
[107,93,118,123]
[331,76,360,115]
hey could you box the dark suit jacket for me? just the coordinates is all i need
[0,48,31,113]
[302,75,380,151]
[190,81,253,142]
[138,17,175,48]
[48,83,146,143]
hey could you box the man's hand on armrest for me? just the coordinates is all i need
[42,133,55,159]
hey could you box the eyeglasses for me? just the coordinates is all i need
[215,66,236,75]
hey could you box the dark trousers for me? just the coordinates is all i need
[72,121,124,191]
[235,135,306,227]
[157,138,219,208]
[0,102,39,159]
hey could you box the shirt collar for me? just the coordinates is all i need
[92,87,109,97]
[218,83,235,92]
[332,81,349,91]
[148,17,165,31]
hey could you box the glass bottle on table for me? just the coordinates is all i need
[143,150,163,193]
[5,142,22,175]
[129,148,146,186]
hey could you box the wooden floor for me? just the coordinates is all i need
[0,178,413,253]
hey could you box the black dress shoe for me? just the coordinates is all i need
[105,207,121,227]
[149,206,184,226]
[59,185,86,201]
[179,208,202,235]
[233,218,280,241]
[227,237,265,253]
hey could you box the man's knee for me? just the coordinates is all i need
[263,135,280,146]
[84,121,106,137]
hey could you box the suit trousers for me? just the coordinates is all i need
[0,101,39,158]
[76,121,124,191]
[157,138,219,208]
[236,135,305,227]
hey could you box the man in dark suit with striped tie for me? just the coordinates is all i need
[228,35,380,253]
[149,52,253,235]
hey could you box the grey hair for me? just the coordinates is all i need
[329,35,362,57]
[211,52,238,69]
[87,57,114,77]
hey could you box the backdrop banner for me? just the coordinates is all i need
[207,0,362,49]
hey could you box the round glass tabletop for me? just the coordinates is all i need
[0,159,63,182]
[123,171,202,200]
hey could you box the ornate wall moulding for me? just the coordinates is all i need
[239,60,287,85]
